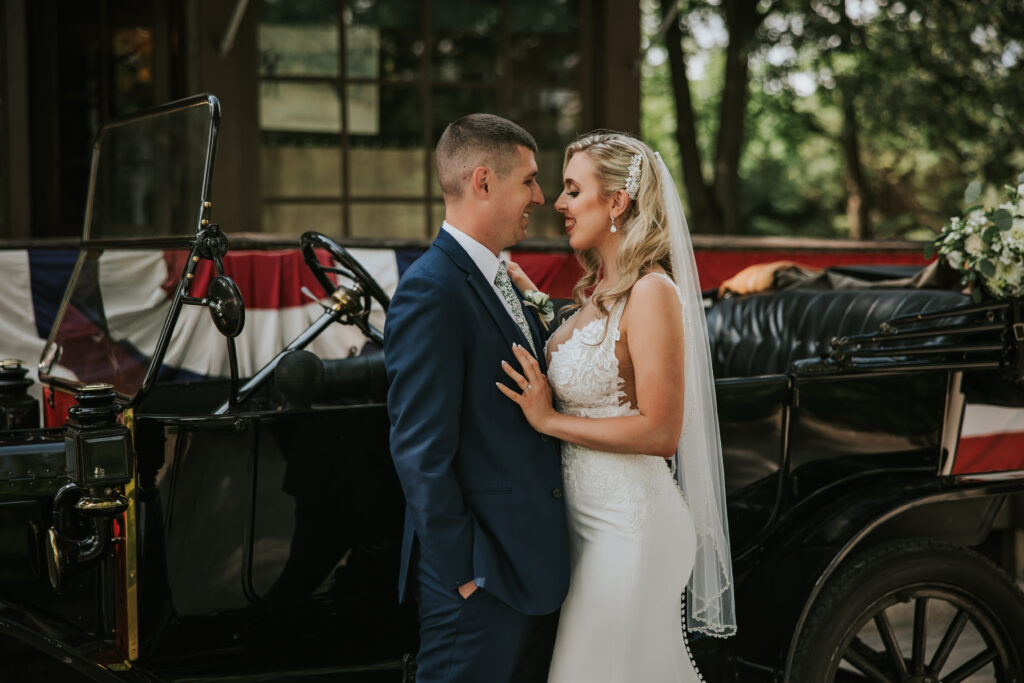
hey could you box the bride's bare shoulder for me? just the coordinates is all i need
[622,273,683,329]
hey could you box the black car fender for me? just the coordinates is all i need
[774,477,1021,682]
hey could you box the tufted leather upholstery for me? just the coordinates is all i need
[706,289,971,378]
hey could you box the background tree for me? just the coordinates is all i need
[657,0,772,234]
[644,0,1024,239]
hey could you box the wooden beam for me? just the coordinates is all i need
[5,0,31,238]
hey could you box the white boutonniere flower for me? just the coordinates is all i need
[522,289,554,330]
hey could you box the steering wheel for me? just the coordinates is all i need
[300,231,391,344]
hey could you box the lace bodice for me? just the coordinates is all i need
[546,297,636,420]
[546,275,683,528]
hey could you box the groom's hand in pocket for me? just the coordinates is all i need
[458,580,478,600]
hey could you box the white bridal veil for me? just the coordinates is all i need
[655,151,737,637]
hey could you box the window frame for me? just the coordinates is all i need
[255,0,591,241]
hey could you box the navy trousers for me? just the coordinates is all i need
[414,559,558,683]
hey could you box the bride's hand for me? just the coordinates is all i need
[496,343,556,434]
[506,261,538,292]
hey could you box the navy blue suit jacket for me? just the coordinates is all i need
[384,229,570,615]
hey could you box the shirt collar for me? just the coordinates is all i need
[442,221,502,284]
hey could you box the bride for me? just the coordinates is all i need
[498,132,736,681]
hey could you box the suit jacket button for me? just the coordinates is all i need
[551,488,562,499]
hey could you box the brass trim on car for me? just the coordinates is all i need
[122,408,140,661]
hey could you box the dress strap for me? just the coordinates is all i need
[641,271,682,293]
[605,274,679,345]
[596,297,621,345]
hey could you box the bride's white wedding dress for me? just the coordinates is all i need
[545,273,704,682]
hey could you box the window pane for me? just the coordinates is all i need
[260,81,341,134]
[508,88,582,149]
[346,0,423,81]
[509,0,580,84]
[345,25,379,79]
[262,203,342,237]
[258,0,340,78]
[431,1,500,83]
[430,87,497,146]
[509,0,577,34]
[350,85,424,197]
[110,25,156,116]
[350,148,425,197]
[349,202,425,239]
[261,132,341,198]
[351,85,422,142]
[347,83,380,136]
[431,202,446,232]
[534,149,565,219]
[429,150,439,198]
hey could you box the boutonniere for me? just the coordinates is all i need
[522,289,554,331]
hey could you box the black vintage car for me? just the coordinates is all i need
[1,95,1023,683]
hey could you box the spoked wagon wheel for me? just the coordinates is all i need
[791,540,1024,683]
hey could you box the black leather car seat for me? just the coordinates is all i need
[705,289,971,378]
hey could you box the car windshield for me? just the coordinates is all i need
[40,248,196,397]
[39,96,218,398]
[86,98,217,240]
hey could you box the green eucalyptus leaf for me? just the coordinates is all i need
[965,180,982,204]
[1018,170,1024,184]
[980,259,996,277]
[972,287,983,303]
[993,208,1013,231]
[923,242,935,259]
[982,225,998,244]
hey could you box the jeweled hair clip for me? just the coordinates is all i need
[625,154,642,200]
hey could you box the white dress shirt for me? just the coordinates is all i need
[442,221,520,325]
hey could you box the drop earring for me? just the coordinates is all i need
[610,214,617,233]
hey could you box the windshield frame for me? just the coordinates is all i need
[39,94,221,403]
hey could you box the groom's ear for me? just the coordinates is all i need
[471,166,490,198]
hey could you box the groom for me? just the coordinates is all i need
[384,114,569,682]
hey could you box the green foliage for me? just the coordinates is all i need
[965,180,983,205]
[642,0,1024,239]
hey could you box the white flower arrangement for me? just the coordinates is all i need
[928,172,1024,301]
[522,289,554,330]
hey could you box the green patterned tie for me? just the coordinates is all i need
[494,262,537,356]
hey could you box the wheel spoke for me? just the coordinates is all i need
[844,637,897,683]
[911,597,928,674]
[939,648,997,683]
[874,609,909,677]
[928,609,969,674]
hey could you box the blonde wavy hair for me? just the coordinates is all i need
[563,132,673,319]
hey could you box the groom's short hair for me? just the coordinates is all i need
[436,113,538,198]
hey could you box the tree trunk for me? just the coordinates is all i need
[660,0,717,233]
[837,5,873,240]
[840,90,871,238]
[715,0,761,235]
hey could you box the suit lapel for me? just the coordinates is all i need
[434,231,535,357]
